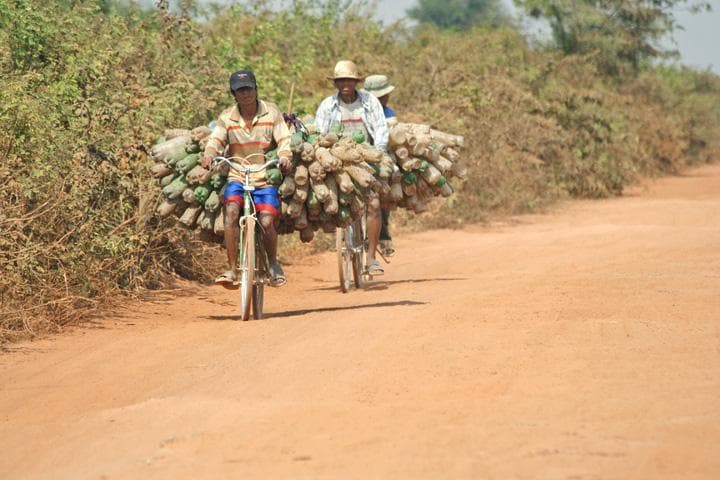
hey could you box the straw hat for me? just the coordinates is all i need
[364,74,395,98]
[329,60,363,80]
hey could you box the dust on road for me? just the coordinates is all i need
[2,165,719,479]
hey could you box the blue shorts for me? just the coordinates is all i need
[223,181,281,217]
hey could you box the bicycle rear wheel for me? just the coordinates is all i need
[239,217,256,321]
[252,226,267,319]
[350,220,364,289]
[337,227,352,293]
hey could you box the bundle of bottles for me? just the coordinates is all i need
[148,120,467,243]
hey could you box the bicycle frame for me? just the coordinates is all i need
[211,155,278,320]
[242,185,271,320]
[337,209,367,292]
[337,203,392,292]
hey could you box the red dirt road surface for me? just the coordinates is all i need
[1,165,719,479]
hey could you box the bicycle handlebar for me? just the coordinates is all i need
[211,154,279,175]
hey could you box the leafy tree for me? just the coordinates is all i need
[514,0,712,75]
[407,0,513,30]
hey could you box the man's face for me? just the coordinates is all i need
[233,86,257,107]
[334,78,359,98]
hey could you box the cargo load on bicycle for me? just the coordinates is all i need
[146,118,467,243]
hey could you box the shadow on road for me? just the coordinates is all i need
[309,276,468,292]
[206,299,427,321]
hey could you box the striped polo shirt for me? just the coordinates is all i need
[204,100,291,187]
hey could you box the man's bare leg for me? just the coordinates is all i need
[365,197,384,275]
[259,213,278,265]
[259,213,286,286]
[215,202,241,286]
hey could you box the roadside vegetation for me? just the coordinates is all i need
[1,0,719,342]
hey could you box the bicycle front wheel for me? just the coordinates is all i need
[252,226,267,319]
[337,227,352,293]
[239,216,256,321]
[350,220,364,289]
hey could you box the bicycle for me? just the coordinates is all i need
[336,214,366,293]
[336,204,392,292]
[211,154,278,321]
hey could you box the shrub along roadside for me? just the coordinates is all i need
[1,1,719,342]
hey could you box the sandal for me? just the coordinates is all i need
[214,270,239,290]
[366,259,384,276]
[269,263,287,287]
[380,240,395,257]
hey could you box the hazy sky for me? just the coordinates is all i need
[374,0,720,74]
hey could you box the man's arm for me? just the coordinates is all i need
[314,96,333,135]
[201,117,228,168]
[272,111,293,173]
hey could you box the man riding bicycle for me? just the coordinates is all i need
[315,60,389,275]
[364,73,397,257]
[201,69,292,288]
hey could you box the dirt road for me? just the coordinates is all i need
[2,165,719,479]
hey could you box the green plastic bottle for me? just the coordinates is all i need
[402,171,418,185]
[352,131,365,144]
[194,185,211,204]
[329,121,343,136]
[209,173,224,190]
[265,168,283,185]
